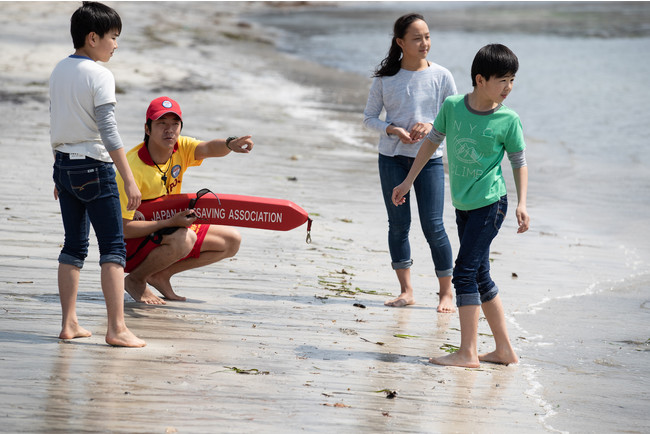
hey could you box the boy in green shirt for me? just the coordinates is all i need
[392,44,529,367]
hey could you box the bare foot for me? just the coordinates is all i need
[147,275,186,302]
[479,349,519,366]
[437,293,456,313]
[106,328,146,348]
[124,274,166,305]
[384,295,415,307]
[429,352,480,368]
[59,323,92,340]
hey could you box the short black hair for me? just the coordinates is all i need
[70,2,122,49]
[471,44,519,87]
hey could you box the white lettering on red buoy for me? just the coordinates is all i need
[228,209,282,223]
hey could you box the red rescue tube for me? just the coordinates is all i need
[134,191,310,232]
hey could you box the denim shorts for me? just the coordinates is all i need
[453,195,508,307]
[53,152,126,268]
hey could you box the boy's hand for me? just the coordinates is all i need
[516,205,529,233]
[124,180,142,211]
[391,182,411,206]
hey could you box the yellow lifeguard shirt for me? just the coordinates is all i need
[116,136,203,220]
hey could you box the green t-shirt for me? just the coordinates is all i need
[433,94,526,211]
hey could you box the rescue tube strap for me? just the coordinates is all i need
[306,218,312,244]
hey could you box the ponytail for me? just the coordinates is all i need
[373,13,425,78]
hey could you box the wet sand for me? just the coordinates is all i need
[2,2,645,433]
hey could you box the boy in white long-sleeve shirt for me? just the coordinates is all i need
[50,1,144,347]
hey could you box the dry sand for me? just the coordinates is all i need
[0,2,614,433]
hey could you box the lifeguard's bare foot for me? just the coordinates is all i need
[429,352,480,368]
[479,350,519,366]
[124,274,166,305]
[147,275,186,301]
[59,323,92,340]
[384,295,415,307]
[106,329,146,348]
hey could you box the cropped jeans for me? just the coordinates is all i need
[453,195,508,307]
[53,152,126,269]
[378,154,453,277]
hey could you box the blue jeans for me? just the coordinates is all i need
[378,154,453,277]
[53,152,126,269]
[453,195,508,307]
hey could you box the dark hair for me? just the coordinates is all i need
[373,13,425,77]
[470,44,519,87]
[70,2,122,49]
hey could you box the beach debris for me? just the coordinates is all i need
[441,343,460,353]
[353,303,366,309]
[339,218,353,223]
[322,402,350,408]
[287,176,298,182]
[393,334,420,339]
[339,328,358,335]
[225,366,269,375]
[382,411,392,417]
[360,337,385,346]
[511,272,519,279]
[318,269,391,298]
[165,428,178,434]
[375,389,398,399]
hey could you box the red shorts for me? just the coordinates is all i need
[124,224,209,273]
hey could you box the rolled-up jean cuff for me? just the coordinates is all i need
[58,252,84,269]
[99,254,126,269]
[391,259,413,270]
[436,268,453,278]
[480,286,499,304]
[456,293,481,307]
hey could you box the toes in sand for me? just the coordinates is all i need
[479,350,519,366]
[384,296,415,307]
[59,324,92,340]
[125,275,166,305]
[429,352,480,369]
[106,329,146,348]
[147,276,186,302]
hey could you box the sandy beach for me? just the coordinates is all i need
[1,2,648,433]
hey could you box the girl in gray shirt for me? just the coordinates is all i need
[363,13,456,312]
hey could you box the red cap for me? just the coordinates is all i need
[146,96,182,121]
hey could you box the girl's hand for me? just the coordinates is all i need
[409,122,432,141]
[391,182,411,206]
[387,125,417,144]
